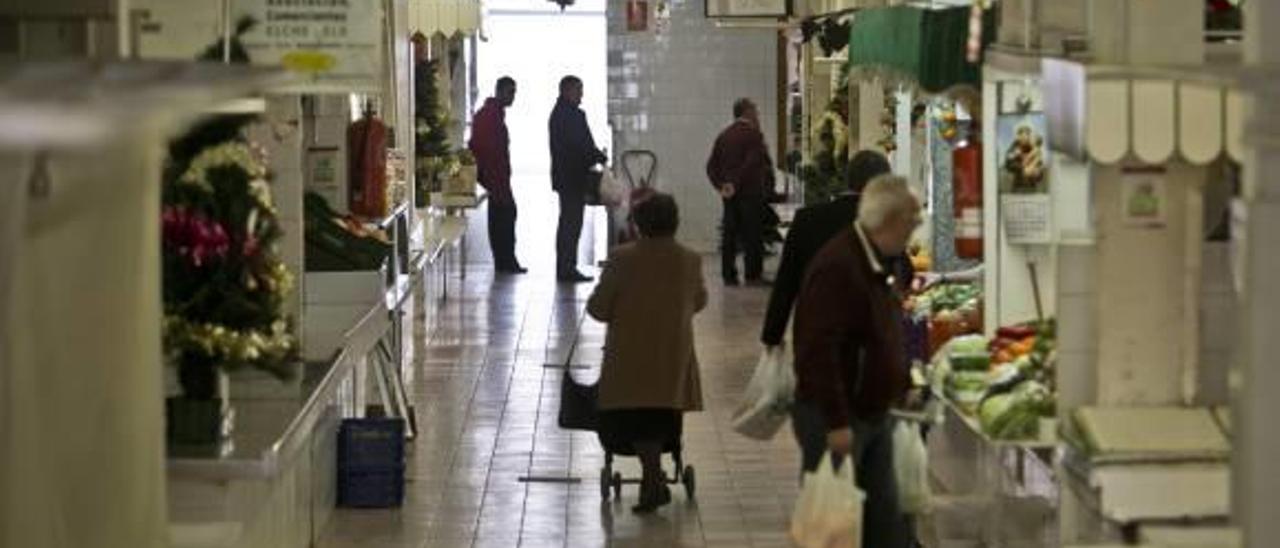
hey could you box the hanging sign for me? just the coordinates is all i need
[236,0,384,92]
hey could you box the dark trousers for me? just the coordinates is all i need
[488,197,518,269]
[556,191,586,276]
[792,402,913,548]
[721,194,765,282]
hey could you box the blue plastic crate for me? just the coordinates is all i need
[338,465,405,508]
[338,418,405,471]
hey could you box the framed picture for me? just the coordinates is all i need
[705,0,789,19]
[996,113,1051,194]
[1122,170,1168,228]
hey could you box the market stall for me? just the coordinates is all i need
[1040,56,1246,546]
[0,59,290,548]
[117,2,452,545]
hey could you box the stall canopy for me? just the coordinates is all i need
[1043,58,1247,165]
[847,4,995,94]
[410,0,482,37]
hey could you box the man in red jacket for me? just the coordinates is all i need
[469,77,525,274]
[706,98,774,286]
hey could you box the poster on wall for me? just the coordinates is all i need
[997,112,1053,243]
[1122,170,1168,228]
[307,146,345,213]
[236,0,384,92]
[705,0,788,18]
[997,113,1050,194]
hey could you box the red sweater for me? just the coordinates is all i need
[705,120,773,197]
[468,98,512,201]
[793,226,909,429]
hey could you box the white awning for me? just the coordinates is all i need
[1043,58,1246,165]
[410,0,483,37]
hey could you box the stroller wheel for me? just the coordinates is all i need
[599,466,611,500]
[612,472,623,499]
[682,465,696,499]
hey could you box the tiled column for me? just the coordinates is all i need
[1236,2,1280,545]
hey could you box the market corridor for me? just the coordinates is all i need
[319,261,802,547]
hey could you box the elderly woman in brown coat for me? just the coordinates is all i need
[587,192,707,513]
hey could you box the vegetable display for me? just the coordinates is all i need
[933,318,1059,441]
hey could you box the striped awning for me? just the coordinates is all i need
[410,0,482,37]
[1043,58,1247,165]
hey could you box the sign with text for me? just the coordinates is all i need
[237,0,384,92]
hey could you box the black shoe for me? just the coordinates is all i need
[631,483,672,514]
[744,277,773,287]
[496,263,528,274]
[557,271,593,283]
[724,278,740,287]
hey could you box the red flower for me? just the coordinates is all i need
[163,205,231,267]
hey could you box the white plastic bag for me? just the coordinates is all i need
[599,168,627,206]
[731,345,795,440]
[892,419,932,514]
[790,452,864,548]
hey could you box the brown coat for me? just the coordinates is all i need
[793,225,909,429]
[587,238,707,411]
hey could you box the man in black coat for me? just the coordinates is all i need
[549,75,607,283]
[760,150,895,346]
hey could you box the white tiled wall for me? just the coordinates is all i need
[607,0,779,252]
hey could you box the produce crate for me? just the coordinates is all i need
[337,418,406,508]
[338,418,405,470]
[338,466,405,508]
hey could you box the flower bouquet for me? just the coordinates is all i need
[161,114,298,444]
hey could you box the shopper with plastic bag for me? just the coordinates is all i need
[732,344,794,440]
[790,452,865,548]
[791,175,921,548]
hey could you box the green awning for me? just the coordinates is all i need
[848,5,996,94]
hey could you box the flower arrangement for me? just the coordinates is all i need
[800,83,851,205]
[162,115,298,399]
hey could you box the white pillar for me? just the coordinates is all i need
[1,142,169,548]
[1236,2,1280,546]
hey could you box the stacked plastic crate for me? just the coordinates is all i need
[337,418,406,508]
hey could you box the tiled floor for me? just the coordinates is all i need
[319,254,801,548]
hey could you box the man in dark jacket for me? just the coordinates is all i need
[549,75,607,283]
[706,98,774,286]
[760,150,892,346]
[469,77,524,274]
[792,174,921,548]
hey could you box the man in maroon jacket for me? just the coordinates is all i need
[706,98,774,286]
[792,174,921,548]
[469,77,525,274]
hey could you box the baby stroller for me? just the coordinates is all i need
[558,370,697,502]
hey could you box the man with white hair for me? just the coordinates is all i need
[791,174,921,548]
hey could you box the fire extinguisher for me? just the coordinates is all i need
[953,129,983,259]
[348,101,388,218]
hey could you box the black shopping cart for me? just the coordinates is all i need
[558,369,696,502]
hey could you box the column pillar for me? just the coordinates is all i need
[1236,2,1280,546]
